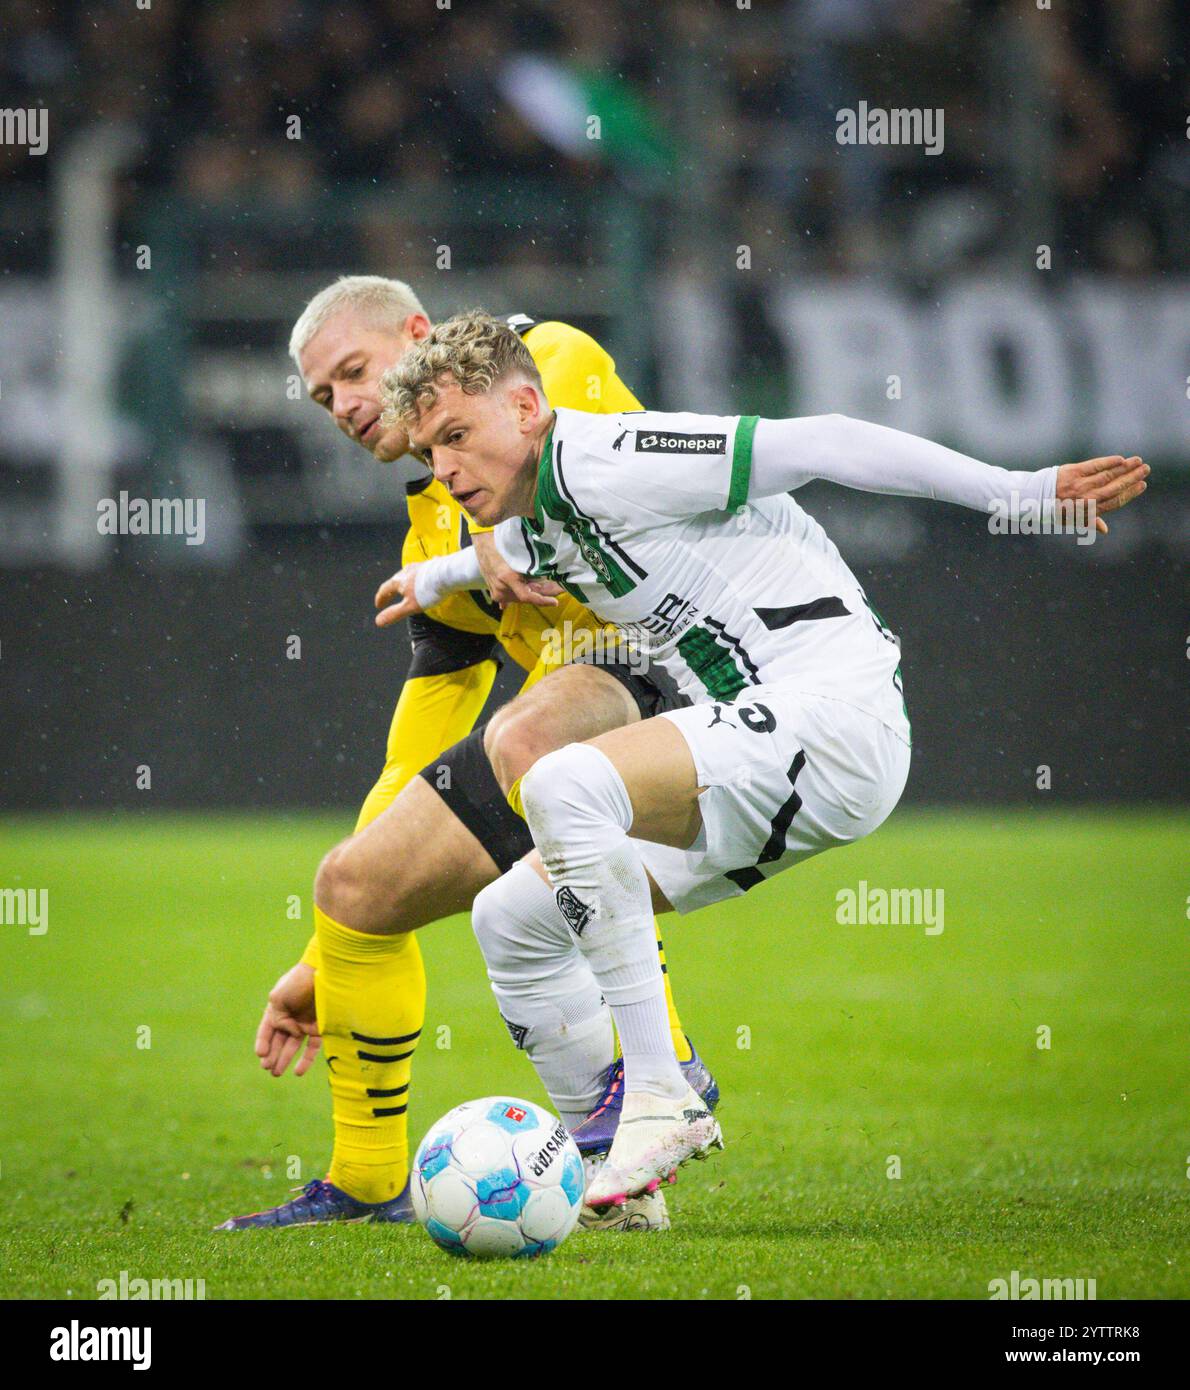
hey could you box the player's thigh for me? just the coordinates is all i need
[317,775,498,933]
[585,715,706,851]
[484,662,640,789]
[640,688,911,909]
[506,661,641,742]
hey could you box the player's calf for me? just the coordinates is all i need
[471,861,614,1129]
[519,744,688,1101]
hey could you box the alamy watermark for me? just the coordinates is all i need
[990,1269,1097,1300]
[836,101,944,157]
[50,1322,150,1369]
[836,881,944,935]
[539,620,649,677]
[97,492,206,546]
[0,887,48,935]
[0,107,48,156]
[988,494,1098,545]
[97,1270,206,1300]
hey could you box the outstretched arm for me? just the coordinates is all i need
[375,542,560,625]
[750,415,1147,532]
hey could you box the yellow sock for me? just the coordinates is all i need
[507,773,527,820]
[656,926,693,1062]
[314,906,425,1204]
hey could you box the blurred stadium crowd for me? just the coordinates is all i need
[3,0,1186,274]
[3,1,1186,809]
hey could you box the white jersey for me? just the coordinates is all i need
[495,406,910,736]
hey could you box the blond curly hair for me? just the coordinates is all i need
[379,309,542,427]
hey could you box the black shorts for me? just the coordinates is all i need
[418,657,687,874]
[572,650,689,722]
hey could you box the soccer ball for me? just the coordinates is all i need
[410,1097,585,1258]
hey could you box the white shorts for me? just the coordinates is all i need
[637,685,912,915]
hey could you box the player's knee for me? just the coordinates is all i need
[520,743,628,840]
[518,745,578,829]
[314,838,358,924]
[480,705,515,791]
[483,702,553,794]
[314,837,390,934]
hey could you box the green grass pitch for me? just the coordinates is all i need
[1,810,1186,1300]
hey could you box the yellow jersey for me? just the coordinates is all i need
[354,316,643,828]
[299,318,649,971]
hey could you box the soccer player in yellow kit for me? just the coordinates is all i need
[217,278,717,1232]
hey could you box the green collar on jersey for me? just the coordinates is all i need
[530,422,556,532]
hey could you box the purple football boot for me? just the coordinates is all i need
[569,1037,720,1157]
[215,1177,414,1229]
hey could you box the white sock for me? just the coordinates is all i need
[521,743,686,1102]
[471,860,614,1120]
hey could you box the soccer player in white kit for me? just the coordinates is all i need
[380,311,1149,1210]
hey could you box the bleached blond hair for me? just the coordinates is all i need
[379,309,542,427]
[288,275,426,367]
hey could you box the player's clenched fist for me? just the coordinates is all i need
[1055,455,1148,534]
[255,961,321,1078]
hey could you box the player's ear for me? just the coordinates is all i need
[512,380,542,431]
[405,313,432,343]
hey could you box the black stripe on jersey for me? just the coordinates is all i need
[352,1030,421,1046]
[725,865,764,892]
[519,520,545,573]
[757,749,806,863]
[554,441,649,581]
[755,598,850,629]
[372,1104,408,1117]
[725,749,807,893]
[468,589,502,621]
[405,474,434,495]
[367,1083,411,1099]
[408,614,500,679]
[704,616,762,684]
[356,1048,417,1063]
